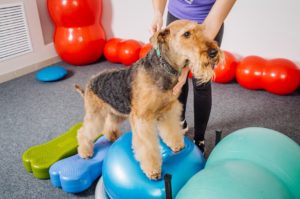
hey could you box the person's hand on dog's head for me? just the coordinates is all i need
[150,13,163,34]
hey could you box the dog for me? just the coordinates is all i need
[75,20,222,180]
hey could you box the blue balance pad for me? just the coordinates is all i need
[36,66,67,82]
[49,136,112,193]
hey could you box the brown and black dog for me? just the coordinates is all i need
[75,20,222,180]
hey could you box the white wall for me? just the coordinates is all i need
[222,0,300,63]
[0,0,59,83]
[104,0,300,64]
[1,0,299,83]
[102,0,158,44]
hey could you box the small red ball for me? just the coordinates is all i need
[263,58,300,95]
[139,43,153,59]
[117,39,142,66]
[103,38,122,63]
[236,56,266,90]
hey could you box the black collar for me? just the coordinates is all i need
[154,47,181,77]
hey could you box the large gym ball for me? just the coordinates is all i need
[206,127,300,198]
[176,160,293,199]
[48,0,106,65]
[176,127,300,199]
[102,132,205,199]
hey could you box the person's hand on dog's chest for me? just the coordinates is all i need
[173,67,190,95]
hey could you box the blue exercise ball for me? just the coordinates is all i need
[102,132,205,199]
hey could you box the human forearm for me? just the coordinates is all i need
[151,0,168,33]
[203,0,236,40]
[152,0,167,17]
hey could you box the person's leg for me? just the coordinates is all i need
[192,80,211,151]
[167,12,189,131]
[193,24,224,152]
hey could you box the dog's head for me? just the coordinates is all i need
[150,20,222,84]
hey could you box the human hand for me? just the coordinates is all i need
[150,14,163,34]
[173,67,190,95]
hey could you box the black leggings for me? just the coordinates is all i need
[167,12,224,141]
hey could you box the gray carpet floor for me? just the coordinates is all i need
[0,60,299,199]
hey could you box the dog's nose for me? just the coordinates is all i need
[208,48,218,58]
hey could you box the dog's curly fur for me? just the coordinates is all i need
[76,20,222,180]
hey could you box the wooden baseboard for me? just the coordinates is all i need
[0,56,61,84]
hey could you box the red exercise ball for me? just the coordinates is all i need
[48,0,106,65]
[139,43,153,59]
[236,56,300,95]
[117,40,142,66]
[54,27,106,65]
[213,51,238,83]
[263,59,300,95]
[236,56,266,90]
[104,38,122,63]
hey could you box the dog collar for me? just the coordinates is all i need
[155,47,181,77]
[155,47,161,57]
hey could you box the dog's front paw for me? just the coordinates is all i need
[78,144,93,159]
[170,140,185,153]
[171,144,184,153]
[144,167,161,180]
[140,161,161,180]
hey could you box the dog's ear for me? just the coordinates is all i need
[150,28,170,48]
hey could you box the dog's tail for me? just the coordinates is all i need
[74,84,84,98]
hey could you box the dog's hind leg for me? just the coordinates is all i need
[130,114,162,180]
[77,90,106,159]
[102,112,125,142]
[157,101,185,152]
[77,113,105,158]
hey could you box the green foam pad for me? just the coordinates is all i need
[22,123,82,179]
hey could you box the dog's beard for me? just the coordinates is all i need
[193,68,215,85]
[190,58,215,85]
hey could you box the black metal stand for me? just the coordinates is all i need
[164,173,172,199]
[215,130,222,146]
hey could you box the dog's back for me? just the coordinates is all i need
[89,68,133,115]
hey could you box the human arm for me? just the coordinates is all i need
[151,0,168,33]
[202,0,236,40]
[173,67,190,95]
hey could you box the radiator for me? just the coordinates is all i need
[0,2,32,62]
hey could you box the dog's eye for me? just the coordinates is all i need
[183,31,191,38]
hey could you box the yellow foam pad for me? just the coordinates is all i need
[22,123,82,179]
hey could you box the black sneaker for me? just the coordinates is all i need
[194,140,205,154]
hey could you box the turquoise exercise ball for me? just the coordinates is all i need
[102,132,205,199]
[207,127,300,198]
[176,160,293,199]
